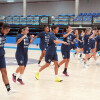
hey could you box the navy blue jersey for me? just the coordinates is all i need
[84,34,91,48]
[61,32,72,51]
[96,35,100,48]
[71,33,76,43]
[16,34,30,55]
[90,32,96,44]
[38,31,49,50]
[0,31,6,56]
[46,32,57,55]
[79,34,84,43]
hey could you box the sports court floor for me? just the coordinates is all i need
[0,43,100,100]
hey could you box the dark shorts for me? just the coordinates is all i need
[39,44,47,51]
[45,54,58,63]
[70,44,77,50]
[84,46,91,54]
[16,54,28,67]
[78,43,83,48]
[0,55,6,68]
[61,50,70,59]
[90,43,95,49]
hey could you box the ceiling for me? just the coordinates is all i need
[0,0,74,3]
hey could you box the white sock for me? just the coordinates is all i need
[18,74,23,79]
[14,73,17,76]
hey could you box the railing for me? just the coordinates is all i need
[0,15,100,25]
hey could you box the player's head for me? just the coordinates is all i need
[51,25,59,34]
[65,25,71,32]
[93,26,98,33]
[0,23,10,35]
[18,26,29,35]
[44,25,49,32]
[85,28,91,35]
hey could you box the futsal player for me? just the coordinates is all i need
[0,22,16,94]
[35,25,67,82]
[32,26,49,66]
[12,26,34,85]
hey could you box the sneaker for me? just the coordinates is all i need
[96,53,99,57]
[83,63,88,68]
[17,78,24,85]
[8,89,18,95]
[96,60,99,65]
[35,72,39,80]
[55,76,63,82]
[63,72,69,77]
[77,55,80,60]
[12,73,16,83]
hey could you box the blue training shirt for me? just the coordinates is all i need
[38,31,50,49]
[46,32,57,55]
[0,31,6,56]
[16,34,30,55]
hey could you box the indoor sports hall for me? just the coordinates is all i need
[0,0,100,100]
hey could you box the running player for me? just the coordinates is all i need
[58,26,73,76]
[12,26,34,85]
[70,29,79,57]
[78,30,84,59]
[0,23,16,94]
[35,25,67,82]
[32,26,49,66]
[95,30,100,59]
[83,28,95,68]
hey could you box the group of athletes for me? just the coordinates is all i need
[0,22,100,94]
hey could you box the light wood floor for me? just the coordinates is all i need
[0,47,100,100]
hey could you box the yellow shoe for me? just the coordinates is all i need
[35,72,39,80]
[55,76,63,82]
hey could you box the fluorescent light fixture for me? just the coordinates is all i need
[7,0,14,2]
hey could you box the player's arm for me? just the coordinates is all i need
[16,35,27,44]
[54,40,68,45]
[95,41,97,51]
[30,35,34,43]
[63,30,72,38]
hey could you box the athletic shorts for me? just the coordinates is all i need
[45,53,58,63]
[0,55,6,68]
[16,54,28,67]
[61,50,70,59]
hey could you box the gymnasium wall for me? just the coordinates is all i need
[0,1,75,16]
[79,0,100,13]
[0,0,100,16]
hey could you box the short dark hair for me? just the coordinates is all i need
[44,25,48,29]
[2,23,10,29]
[62,25,70,33]
[51,25,58,31]
[18,25,28,34]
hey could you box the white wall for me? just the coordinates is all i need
[79,0,100,13]
[0,1,75,16]
[0,0,100,16]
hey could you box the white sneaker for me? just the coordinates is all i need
[87,60,89,66]
[7,90,18,95]
[77,55,80,60]
[96,53,99,57]
[83,63,88,69]
[96,60,99,65]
